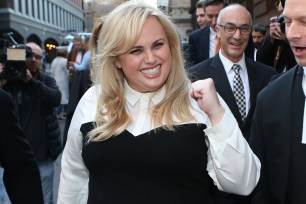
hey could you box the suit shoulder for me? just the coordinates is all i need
[258,67,297,98]
[187,58,213,81]
[246,59,277,81]
[189,27,209,39]
[189,57,213,72]
[246,58,274,72]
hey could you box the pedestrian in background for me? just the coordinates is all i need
[51,46,69,119]
[256,0,296,73]
[251,23,267,61]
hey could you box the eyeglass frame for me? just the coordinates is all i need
[218,23,252,35]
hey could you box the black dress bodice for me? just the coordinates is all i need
[81,123,214,204]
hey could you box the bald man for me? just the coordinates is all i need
[189,4,276,204]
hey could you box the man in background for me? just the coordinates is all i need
[195,0,207,29]
[187,0,226,68]
[251,23,266,61]
[256,0,296,73]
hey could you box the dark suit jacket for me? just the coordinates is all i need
[189,54,276,141]
[187,26,211,67]
[250,66,304,204]
[189,54,275,204]
[0,89,44,204]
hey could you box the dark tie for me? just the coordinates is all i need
[232,64,246,121]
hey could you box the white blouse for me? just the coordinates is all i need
[58,82,261,204]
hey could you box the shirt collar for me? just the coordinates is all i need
[124,80,166,106]
[219,51,247,75]
[210,27,217,38]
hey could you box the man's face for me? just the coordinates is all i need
[217,6,252,63]
[196,7,206,28]
[284,0,306,66]
[205,3,224,32]
[25,44,43,76]
[252,31,265,48]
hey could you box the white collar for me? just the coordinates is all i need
[210,27,217,38]
[219,51,247,75]
[124,80,166,106]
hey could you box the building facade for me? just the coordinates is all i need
[83,0,279,43]
[0,0,84,51]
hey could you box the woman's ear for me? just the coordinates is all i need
[114,59,122,69]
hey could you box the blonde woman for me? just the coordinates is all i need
[58,1,260,203]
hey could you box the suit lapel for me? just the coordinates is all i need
[245,58,259,122]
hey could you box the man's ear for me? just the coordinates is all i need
[216,26,221,38]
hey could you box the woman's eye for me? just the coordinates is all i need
[130,49,141,54]
[154,42,164,48]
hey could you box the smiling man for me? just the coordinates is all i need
[189,5,276,203]
[249,0,306,203]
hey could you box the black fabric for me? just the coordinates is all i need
[40,73,63,161]
[256,36,297,73]
[81,123,214,204]
[3,72,61,161]
[249,66,304,204]
[287,67,306,203]
[0,89,44,204]
[44,109,62,161]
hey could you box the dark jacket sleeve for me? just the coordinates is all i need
[26,73,61,108]
[0,89,44,204]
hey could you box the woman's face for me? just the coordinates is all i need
[115,17,172,93]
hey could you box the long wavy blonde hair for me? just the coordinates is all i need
[89,16,105,80]
[88,1,195,142]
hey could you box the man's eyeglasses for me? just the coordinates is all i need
[218,24,252,35]
[27,53,43,60]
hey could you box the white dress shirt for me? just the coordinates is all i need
[209,28,217,58]
[219,51,251,115]
[58,82,260,204]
